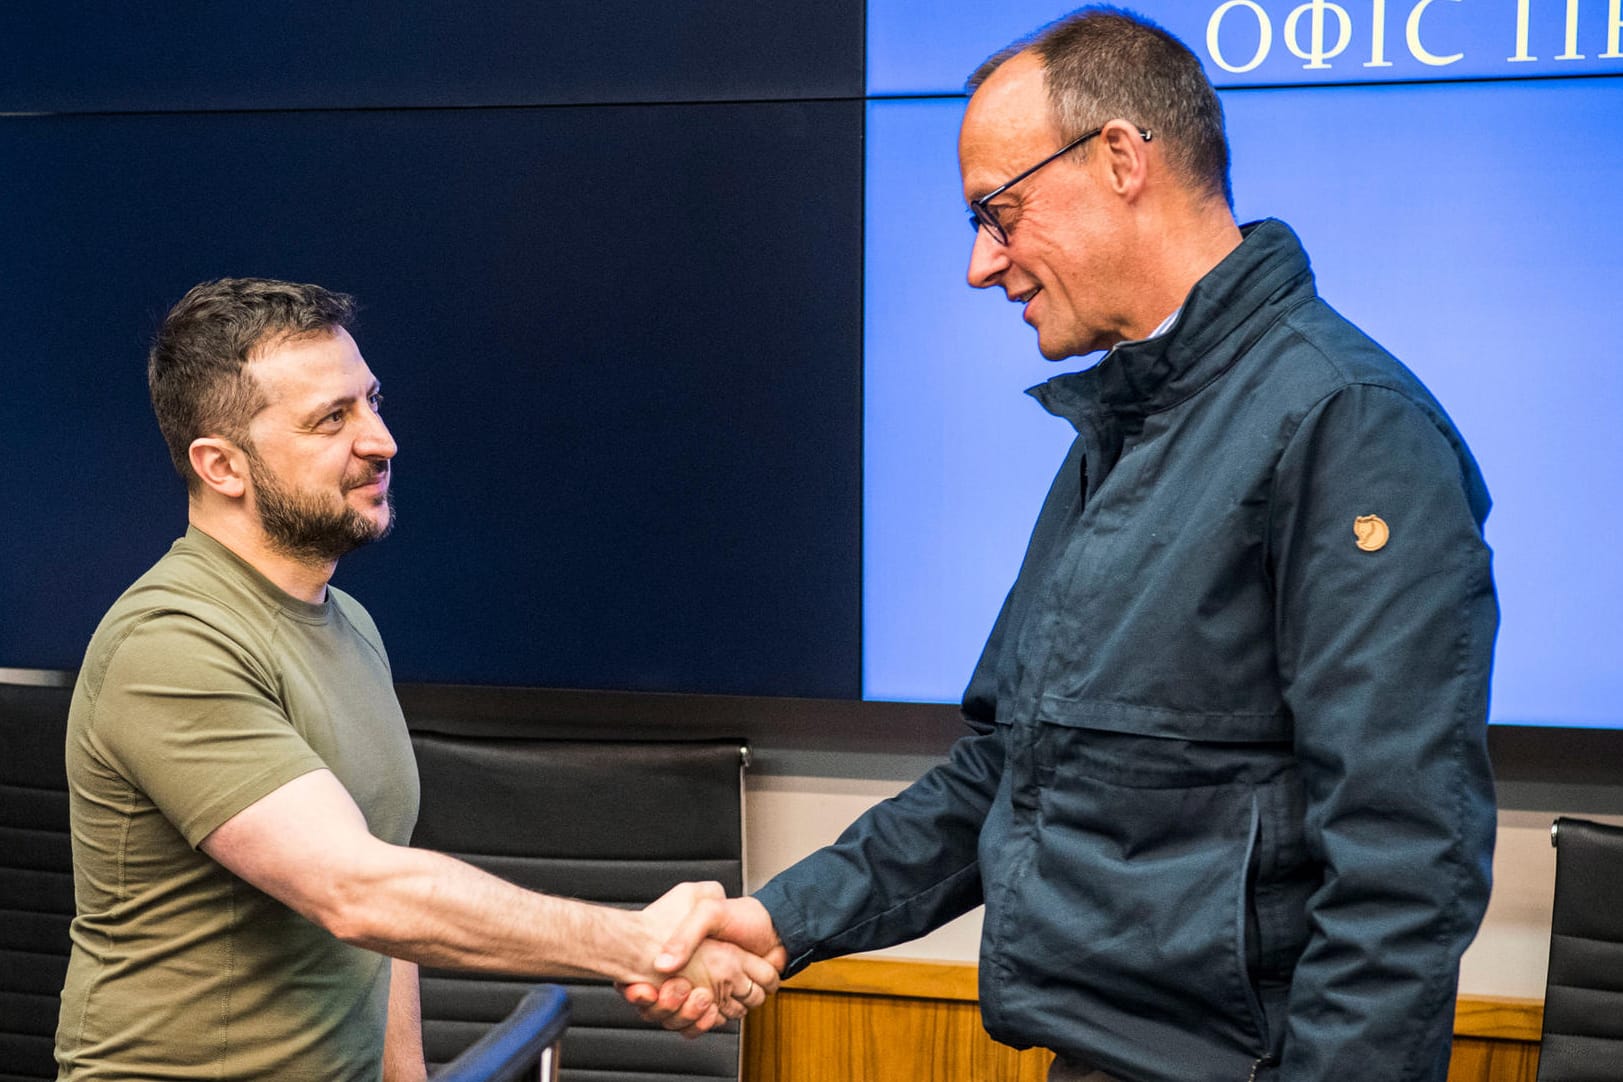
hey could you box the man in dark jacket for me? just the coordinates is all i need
[637,8,1498,1080]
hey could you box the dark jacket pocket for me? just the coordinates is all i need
[979,712,1306,1079]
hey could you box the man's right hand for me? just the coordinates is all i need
[621,894,785,1027]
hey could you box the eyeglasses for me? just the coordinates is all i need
[969,125,1153,245]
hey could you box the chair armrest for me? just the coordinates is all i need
[430,985,571,1082]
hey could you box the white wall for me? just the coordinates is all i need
[744,746,1622,999]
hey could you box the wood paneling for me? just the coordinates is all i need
[1447,1037,1540,1082]
[1453,996,1544,1043]
[744,986,1052,1082]
[743,958,1543,1082]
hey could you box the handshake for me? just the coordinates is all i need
[618,881,786,1037]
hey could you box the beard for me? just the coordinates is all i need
[245,446,395,564]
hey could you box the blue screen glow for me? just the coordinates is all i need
[861,71,1623,727]
[869,0,1623,94]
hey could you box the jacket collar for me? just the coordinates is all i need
[1028,218,1317,432]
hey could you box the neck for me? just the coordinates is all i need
[1120,196,1243,342]
[188,504,336,605]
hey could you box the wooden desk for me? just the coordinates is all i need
[743,957,1543,1082]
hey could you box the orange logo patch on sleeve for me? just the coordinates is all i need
[1353,514,1390,552]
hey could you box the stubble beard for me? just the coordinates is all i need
[245,446,395,565]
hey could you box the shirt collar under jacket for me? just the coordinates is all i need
[1026,218,1317,433]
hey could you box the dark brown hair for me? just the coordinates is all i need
[148,278,356,491]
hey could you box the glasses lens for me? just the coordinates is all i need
[971,203,1006,245]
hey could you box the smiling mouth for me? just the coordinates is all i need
[1012,287,1041,321]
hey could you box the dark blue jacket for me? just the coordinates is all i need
[754,220,1498,1082]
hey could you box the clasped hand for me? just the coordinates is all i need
[620,882,785,1037]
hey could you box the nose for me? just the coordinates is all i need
[355,408,397,461]
[966,226,1008,290]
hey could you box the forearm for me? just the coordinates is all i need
[1277,764,1493,1078]
[202,771,725,991]
[1278,636,1496,1079]
[383,959,426,1082]
[756,725,1002,972]
[330,844,661,983]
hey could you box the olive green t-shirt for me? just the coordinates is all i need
[56,527,420,1081]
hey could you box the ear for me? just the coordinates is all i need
[1098,119,1152,200]
[189,437,249,500]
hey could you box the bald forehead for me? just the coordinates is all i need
[960,50,1065,193]
[962,51,1061,147]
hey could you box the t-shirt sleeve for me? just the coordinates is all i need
[86,611,330,848]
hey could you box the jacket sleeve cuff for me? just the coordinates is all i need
[752,877,818,978]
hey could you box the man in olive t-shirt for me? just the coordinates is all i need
[59,527,418,1079]
[56,279,781,1082]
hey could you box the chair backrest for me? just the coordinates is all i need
[409,731,749,1082]
[0,674,76,1082]
[432,984,571,1082]
[1536,816,1623,1082]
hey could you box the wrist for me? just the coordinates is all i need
[753,896,781,939]
[613,907,665,985]
[552,901,661,985]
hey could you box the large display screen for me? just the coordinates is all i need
[862,2,1623,728]
[870,0,1623,93]
[4,4,1618,727]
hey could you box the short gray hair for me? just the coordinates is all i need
[968,6,1232,208]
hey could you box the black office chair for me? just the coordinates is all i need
[432,985,570,1082]
[409,732,750,1082]
[0,671,77,1082]
[1535,816,1623,1082]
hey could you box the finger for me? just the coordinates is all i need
[630,976,693,1022]
[617,980,659,1008]
[654,977,694,1016]
[678,1001,725,1039]
[740,949,781,995]
[765,944,789,974]
[724,973,761,1013]
[738,975,766,1011]
[656,986,714,1032]
[629,979,694,1025]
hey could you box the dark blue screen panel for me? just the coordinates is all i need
[862,76,1623,727]
[0,0,863,112]
[0,100,864,696]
